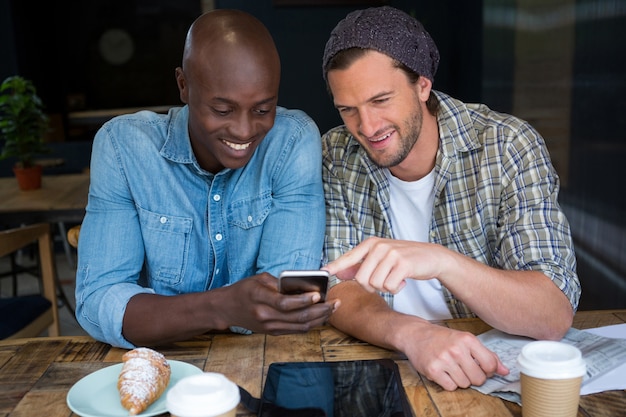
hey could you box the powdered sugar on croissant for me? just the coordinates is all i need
[118,347,171,415]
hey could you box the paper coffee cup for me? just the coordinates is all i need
[517,341,586,417]
[166,372,240,417]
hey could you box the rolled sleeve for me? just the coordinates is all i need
[77,281,154,349]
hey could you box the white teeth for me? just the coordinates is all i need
[223,140,251,150]
[371,133,392,142]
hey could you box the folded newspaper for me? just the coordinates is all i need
[472,325,626,404]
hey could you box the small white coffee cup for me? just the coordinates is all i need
[517,341,586,417]
[166,372,240,417]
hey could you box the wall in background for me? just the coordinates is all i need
[482,0,626,309]
[2,0,199,114]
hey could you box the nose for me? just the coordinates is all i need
[357,108,380,138]
[229,112,254,140]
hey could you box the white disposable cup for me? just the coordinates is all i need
[166,372,240,417]
[517,341,586,417]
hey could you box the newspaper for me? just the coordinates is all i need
[471,326,626,404]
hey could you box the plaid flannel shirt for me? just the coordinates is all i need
[321,91,580,318]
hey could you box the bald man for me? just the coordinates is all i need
[76,10,335,348]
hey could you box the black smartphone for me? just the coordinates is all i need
[278,270,329,301]
[258,359,414,417]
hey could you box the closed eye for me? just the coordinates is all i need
[254,108,272,116]
[212,107,232,116]
[337,106,356,116]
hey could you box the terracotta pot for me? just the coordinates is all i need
[13,164,43,191]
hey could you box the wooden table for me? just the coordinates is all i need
[0,173,89,225]
[0,173,89,311]
[1,310,625,417]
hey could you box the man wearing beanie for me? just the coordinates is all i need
[320,6,580,391]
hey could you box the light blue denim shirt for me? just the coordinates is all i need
[75,106,325,348]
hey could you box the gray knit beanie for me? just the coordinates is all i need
[322,6,440,82]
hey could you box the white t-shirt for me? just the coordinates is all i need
[384,169,452,320]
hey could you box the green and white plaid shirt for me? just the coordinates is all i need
[321,91,580,318]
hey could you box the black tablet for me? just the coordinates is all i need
[258,359,414,417]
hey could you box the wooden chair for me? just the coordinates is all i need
[0,223,60,339]
[67,224,81,249]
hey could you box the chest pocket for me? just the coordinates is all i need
[226,193,272,276]
[137,206,192,285]
[227,192,272,229]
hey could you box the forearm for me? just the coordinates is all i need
[328,281,429,351]
[123,290,230,347]
[439,248,574,340]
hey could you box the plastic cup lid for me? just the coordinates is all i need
[166,372,240,417]
[517,341,586,379]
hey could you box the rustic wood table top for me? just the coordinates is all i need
[1,310,624,417]
[0,173,89,224]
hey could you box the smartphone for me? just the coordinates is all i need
[278,270,329,301]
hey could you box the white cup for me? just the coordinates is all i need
[166,372,240,417]
[517,341,586,417]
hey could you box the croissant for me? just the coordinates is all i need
[118,347,171,415]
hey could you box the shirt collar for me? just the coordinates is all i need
[434,90,483,157]
[160,105,195,164]
[159,106,219,176]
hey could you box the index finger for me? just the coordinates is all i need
[323,240,374,277]
[470,345,509,378]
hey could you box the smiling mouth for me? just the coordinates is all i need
[222,139,252,151]
[368,132,393,143]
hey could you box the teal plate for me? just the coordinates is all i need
[67,360,203,417]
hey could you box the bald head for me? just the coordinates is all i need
[182,9,280,77]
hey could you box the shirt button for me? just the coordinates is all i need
[430,231,436,238]
[247,215,253,222]
[216,269,220,275]
[213,194,221,202]
[160,216,167,224]
[215,233,223,241]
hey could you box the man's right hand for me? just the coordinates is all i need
[394,318,509,391]
[216,272,338,335]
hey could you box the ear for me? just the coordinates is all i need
[417,76,432,102]
[175,67,188,104]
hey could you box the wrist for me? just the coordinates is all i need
[431,244,464,287]
[199,288,232,331]
[386,313,431,352]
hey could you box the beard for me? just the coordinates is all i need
[361,101,423,169]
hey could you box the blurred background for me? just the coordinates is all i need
[1,0,624,310]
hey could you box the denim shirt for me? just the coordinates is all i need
[75,106,325,348]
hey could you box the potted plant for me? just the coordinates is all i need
[0,75,50,190]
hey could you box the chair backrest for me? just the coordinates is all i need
[0,223,60,338]
[67,224,80,248]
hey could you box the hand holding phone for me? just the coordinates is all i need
[278,270,329,302]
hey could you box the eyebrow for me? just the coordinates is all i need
[334,90,393,109]
[212,96,278,107]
